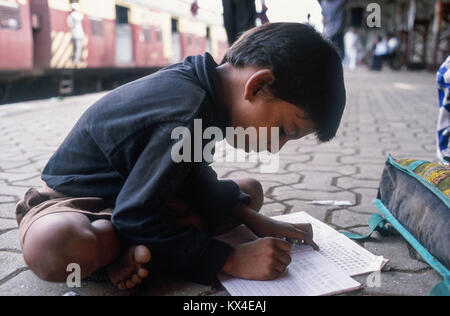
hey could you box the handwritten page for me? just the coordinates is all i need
[272,212,388,276]
[219,244,362,296]
[216,211,388,296]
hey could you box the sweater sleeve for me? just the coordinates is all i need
[186,163,252,230]
[110,122,231,284]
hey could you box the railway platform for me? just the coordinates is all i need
[0,68,443,296]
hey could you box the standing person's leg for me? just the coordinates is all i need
[331,33,345,60]
[234,0,257,41]
[222,0,237,46]
[72,38,77,62]
[74,39,83,64]
[349,50,358,70]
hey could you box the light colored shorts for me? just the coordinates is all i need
[16,185,114,247]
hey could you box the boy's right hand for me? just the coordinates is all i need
[222,237,292,281]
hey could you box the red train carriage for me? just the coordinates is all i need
[209,24,228,63]
[128,3,170,67]
[0,0,229,104]
[32,0,116,69]
[178,17,207,60]
[0,0,33,71]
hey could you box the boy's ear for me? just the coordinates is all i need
[244,69,275,102]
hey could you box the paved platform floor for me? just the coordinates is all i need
[0,68,443,296]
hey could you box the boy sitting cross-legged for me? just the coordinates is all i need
[16,23,346,290]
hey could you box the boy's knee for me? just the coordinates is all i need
[236,178,264,211]
[23,217,98,282]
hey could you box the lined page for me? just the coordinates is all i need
[219,245,362,296]
[272,212,387,276]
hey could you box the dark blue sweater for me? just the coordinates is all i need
[41,53,250,284]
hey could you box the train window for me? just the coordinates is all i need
[116,5,129,24]
[156,29,162,43]
[171,18,179,33]
[0,3,21,31]
[142,27,151,43]
[90,18,104,37]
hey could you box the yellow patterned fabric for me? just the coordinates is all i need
[398,159,450,198]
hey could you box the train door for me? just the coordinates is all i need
[171,18,181,64]
[115,5,133,65]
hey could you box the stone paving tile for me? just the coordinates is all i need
[351,270,442,296]
[0,203,16,219]
[260,202,288,217]
[68,280,131,296]
[0,252,27,282]
[336,177,380,190]
[271,186,357,204]
[285,201,330,222]
[290,171,342,192]
[363,235,430,272]
[0,69,444,296]
[0,196,18,204]
[0,219,17,230]
[0,229,21,252]
[330,209,372,229]
[287,161,358,176]
[139,278,219,296]
[0,270,129,296]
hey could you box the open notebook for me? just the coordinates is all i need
[217,212,387,296]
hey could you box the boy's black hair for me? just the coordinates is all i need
[222,23,346,142]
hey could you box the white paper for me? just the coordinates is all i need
[220,244,362,296]
[308,200,354,206]
[272,212,388,276]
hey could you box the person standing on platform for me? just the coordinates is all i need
[191,0,268,46]
[344,27,361,71]
[318,0,347,59]
[67,3,85,65]
[437,56,450,165]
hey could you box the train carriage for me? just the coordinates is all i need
[0,0,33,71]
[209,24,228,62]
[0,0,229,103]
[128,2,171,67]
[33,0,116,69]
[178,17,207,60]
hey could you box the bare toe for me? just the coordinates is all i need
[138,268,149,279]
[118,282,126,291]
[135,245,151,264]
[132,274,142,284]
[107,245,151,291]
[126,280,135,289]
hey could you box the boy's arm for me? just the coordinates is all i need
[110,122,232,285]
[232,203,320,250]
[188,163,252,230]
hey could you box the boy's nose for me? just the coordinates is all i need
[278,138,289,151]
[267,139,286,153]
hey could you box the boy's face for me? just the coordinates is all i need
[231,97,317,153]
[226,68,317,153]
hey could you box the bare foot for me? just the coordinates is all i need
[107,245,151,291]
